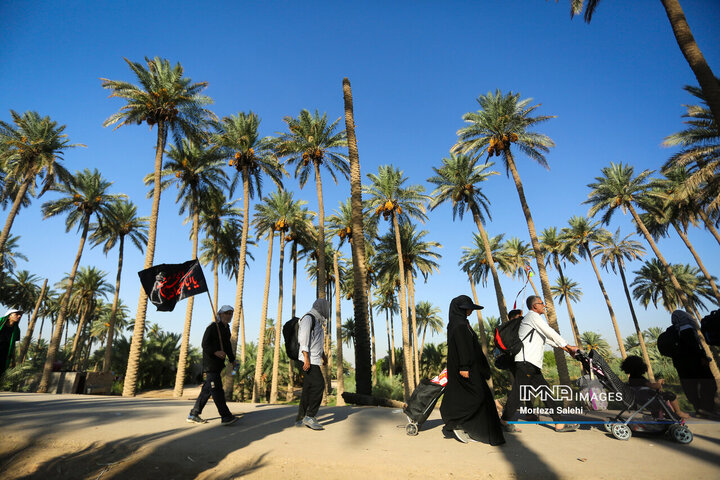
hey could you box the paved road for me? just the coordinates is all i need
[1,392,719,479]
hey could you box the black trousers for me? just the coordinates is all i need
[502,361,562,422]
[191,371,232,419]
[296,364,325,421]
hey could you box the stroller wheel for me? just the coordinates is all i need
[406,423,419,436]
[611,423,632,441]
[671,425,693,444]
[603,420,614,433]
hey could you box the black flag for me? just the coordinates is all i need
[138,260,208,312]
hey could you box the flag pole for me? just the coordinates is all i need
[206,290,218,322]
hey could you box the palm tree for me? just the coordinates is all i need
[594,229,655,380]
[342,77,373,396]
[364,165,429,398]
[212,112,283,395]
[562,216,626,358]
[662,83,720,221]
[415,301,443,357]
[151,138,228,397]
[631,259,716,314]
[453,90,571,385]
[572,0,720,131]
[17,278,48,363]
[250,191,283,402]
[550,276,583,348]
[375,278,399,379]
[0,110,80,271]
[0,235,28,275]
[428,152,507,352]
[90,199,148,373]
[585,162,720,382]
[375,222,441,385]
[540,226,578,288]
[266,191,307,403]
[273,109,349,302]
[580,331,613,359]
[648,169,720,305]
[66,266,112,368]
[500,237,541,298]
[102,57,215,397]
[37,169,121,392]
[198,191,241,306]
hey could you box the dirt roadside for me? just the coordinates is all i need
[1,392,719,479]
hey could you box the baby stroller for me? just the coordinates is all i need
[574,350,693,444]
[403,369,446,436]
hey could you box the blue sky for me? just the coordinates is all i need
[1,0,719,364]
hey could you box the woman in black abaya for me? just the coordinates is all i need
[440,295,505,445]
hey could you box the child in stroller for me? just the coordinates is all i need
[575,350,693,444]
[620,355,690,420]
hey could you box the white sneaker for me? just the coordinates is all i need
[453,429,470,443]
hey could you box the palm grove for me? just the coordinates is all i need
[1,51,719,405]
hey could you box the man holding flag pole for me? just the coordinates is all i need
[138,260,238,426]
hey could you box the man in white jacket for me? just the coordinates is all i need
[501,295,579,433]
[295,298,330,430]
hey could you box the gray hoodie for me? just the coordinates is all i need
[298,299,330,364]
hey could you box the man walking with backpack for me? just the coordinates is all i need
[500,296,579,433]
[295,298,330,430]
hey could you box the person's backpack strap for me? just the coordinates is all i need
[302,312,317,355]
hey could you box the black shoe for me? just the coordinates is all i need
[221,415,238,426]
[187,414,207,424]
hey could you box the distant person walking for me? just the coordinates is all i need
[187,305,238,426]
[500,295,579,433]
[440,295,505,445]
[0,308,23,378]
[670,310,718,418]
[295,298,330,430]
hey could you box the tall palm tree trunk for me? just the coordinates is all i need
[407,272,420,386]
[18,278,48,363]
[213,259,219,309]
[38,218,91,392]
[469,279,494,390]
[673,223,720,305]
[628,203,720,384]
[174,209,200,397]
[343,78,372,395]
[69,303,91,368]
[38,315,45,343]
[252,229,274,403]
[698,209,720,247]
[270,235,286,403]
[392,213,414,398]
[660,0,720,129]
[505,151,570,385]
[386,310,394,379]
[471,205,509,324]
[225,168,251,397]
[616,261,655,381]
[291,240,298,317]
[561,297,582,349]
[123,122,166,397]
[313,162,327,300]
[0,178,31,273]
[104,236,125,373]
[368,283,377,385]
[333,251,345,404]
[585,245,627,359]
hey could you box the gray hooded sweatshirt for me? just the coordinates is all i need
[298,299,330,365]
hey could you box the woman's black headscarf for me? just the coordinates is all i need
[447,295,483,333]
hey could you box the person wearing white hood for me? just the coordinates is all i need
[296,298,330,430]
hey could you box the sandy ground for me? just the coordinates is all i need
[1,391,719,480]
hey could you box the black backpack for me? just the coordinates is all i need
[656,326,680,357]
[492,317,537,370]
[283,313,316,360]
[701,310,720,346]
